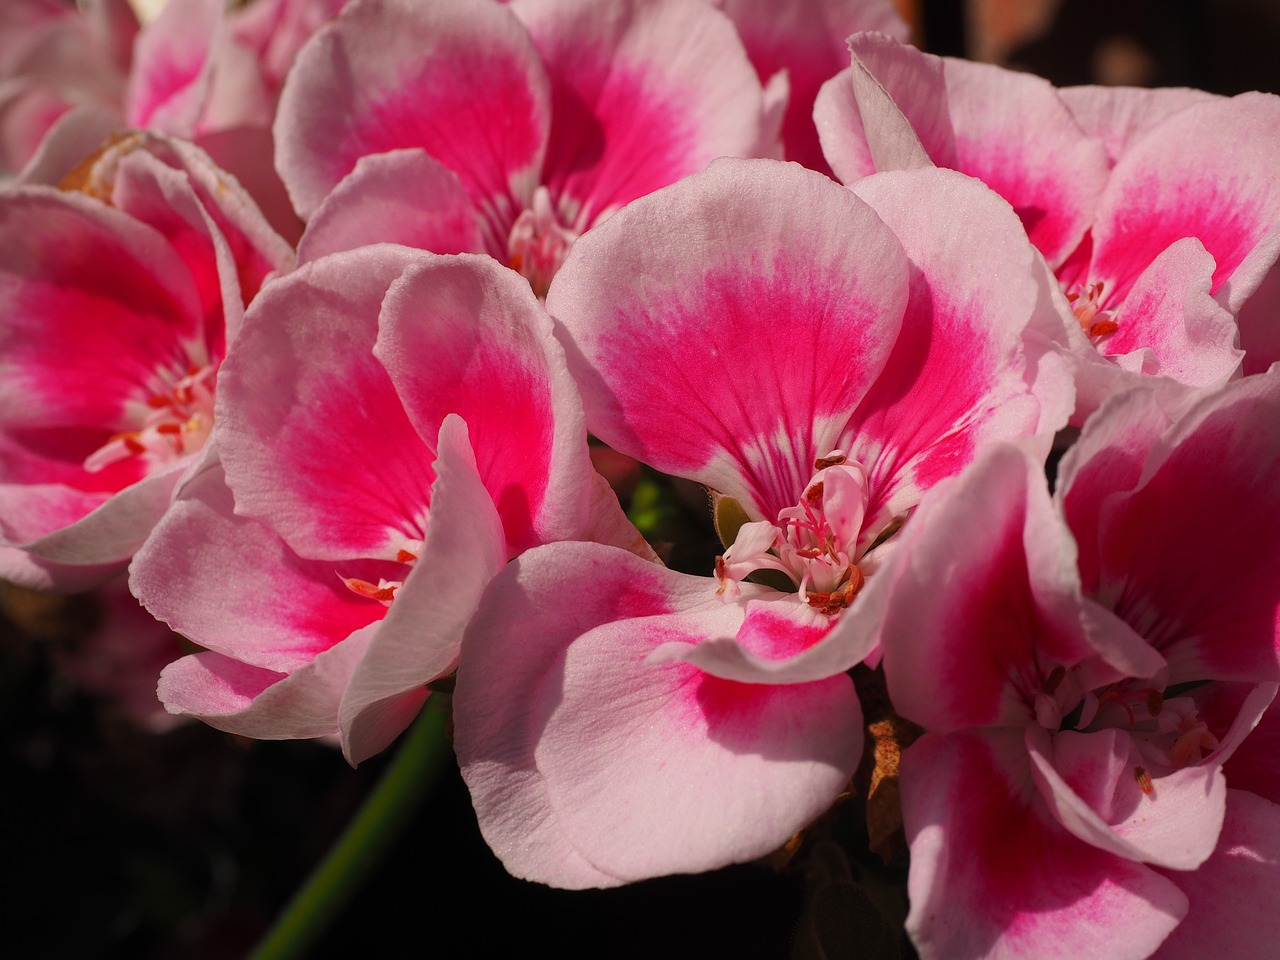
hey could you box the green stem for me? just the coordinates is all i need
[249,696,451,960]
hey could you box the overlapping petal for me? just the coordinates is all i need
[549,156,908,520]
[456,541,860,887]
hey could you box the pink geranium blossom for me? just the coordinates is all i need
[277,0,770,293]
[134,245,646,762]
[5,0,345,240]
[712,0,909,174]
[870,373,1280,959]
[0,130,290,590]
[815,33,1280,414]
[0,0,136,177]
[453,157,1072,888]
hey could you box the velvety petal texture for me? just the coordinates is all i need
[276,0,767,290]
[0,132,288,588]
[140,244,639,755]
[816,33,1280,408]
[717,0,909,173]
[873,371,1280,960]
[456,542,861,887]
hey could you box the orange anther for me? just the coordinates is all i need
[814,454,847,470]
[805,482,824,503]
[1089,319,1119,338]
[1134,766,1155,797]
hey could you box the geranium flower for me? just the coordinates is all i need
[871,373,1280,959]
[814,33,1280,414]
[0,130,290,590]
[712,0,909,174]
[276,0,770,293]
[453,157,1072,887]
[134,245,647,762]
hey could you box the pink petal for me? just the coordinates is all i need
[513,0,764,228]
[295,149,484,266]
[456,541,702,888]
[1030,727,1226,871]
[1086,92,1280,311]
[157,622,378,739]
[338,415,506,764]
[1153,790,1280,960]
[129,461,389,675]
[845,168,1069,538]
[548,156,908,520]
[275,0,550,231]
[373,252,588,551]
[1087,374,1280,683]
[647,594,867,684]
[0,188,204,437]
[902,728,1186,960]
[1209,684,1280,805]
[840,32,1109,268]
[1057,85,1219,165]
[537,601,860,882]
[1056,385,1183,594]
[814,64,928,186]
[877,445,1116,733]
[215,245,436,561]
[1091,237,1242,388]
[124,0,223,136]
[10,458,186,569]
[1237,260,1280,376]
[11,104,121,186]
[719,0,909,174]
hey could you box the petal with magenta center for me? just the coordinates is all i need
[902,728,1186,960]
[216,244,436,562]
[720,0,909,174]
[513,0,764,231]
[1086,91,1280,310]
[296,149,485,266]
[374,253,581,552]
[456,541,712,888]
[549,157,908,520]
[846,168,1067,549]
[276,0,550,234]
[339,415,506,764]
[129,461,390,676]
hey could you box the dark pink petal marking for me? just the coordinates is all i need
[216,245,436,561]
[550,157,907,520]
[276,0,550,235]
[902,729,1186,960]
[515,0,763,229]
[1090,375,1280,683]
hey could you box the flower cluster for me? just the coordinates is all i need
[3,1,1278,957]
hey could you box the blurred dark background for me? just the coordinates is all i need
[6,1,1280,957]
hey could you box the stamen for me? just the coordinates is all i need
[507,186,579,298]
[84,363,217,473]
[1134,766,1155,797]
[713,453,871,617]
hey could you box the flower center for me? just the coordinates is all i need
[84,363,217,473]
[507,186,579,299]
[1035,666,1220,796]
[341,540,424,607]
[715,452,869,615]
[1065,281,1119,340]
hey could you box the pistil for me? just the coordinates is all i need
[715,452,871,615]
